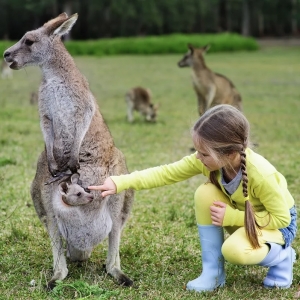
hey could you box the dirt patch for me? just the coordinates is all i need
[257,38,300,47]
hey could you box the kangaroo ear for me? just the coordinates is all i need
[70,173,80,184]
[187,43,194,54]
[52,13,78,37]
[58,182,68,195]
[203,44,211,53]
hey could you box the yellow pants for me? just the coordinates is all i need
[194,183,285,265]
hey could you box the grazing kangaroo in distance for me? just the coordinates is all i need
[57,173,94,206]
[1,59,13,79]
[125,87,159,122]
[4,13,134,289]
[29,91,38,105]
[178,44,242,115]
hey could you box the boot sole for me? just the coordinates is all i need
[186,280,225,292]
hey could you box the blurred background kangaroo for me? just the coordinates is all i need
[178,44,242,115]
[1,59,13,79]
[29,91,38,105]
[125,86,159,122]
[4,13,134,289]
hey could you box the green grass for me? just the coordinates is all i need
[0,46,300,299]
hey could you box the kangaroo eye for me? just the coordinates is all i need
[25,39,34,46]
[77,192,81,197]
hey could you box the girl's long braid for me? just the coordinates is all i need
[241,148,261,249]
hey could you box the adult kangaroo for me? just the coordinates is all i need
[178,44,242,115]
[3,13,134,289]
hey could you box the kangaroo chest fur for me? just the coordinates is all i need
[53,194,113,251]
[191,69,214,93]
[39,73,95,163]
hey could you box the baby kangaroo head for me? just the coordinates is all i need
[177,43,210,67]
[58,173,94,206]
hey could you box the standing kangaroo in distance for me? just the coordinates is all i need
[178,44,242,115]
[4,13,134,289]
[125,87,159,123]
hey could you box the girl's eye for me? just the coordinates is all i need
[25,39,34,46]
[199,152,208,157]
[77,192,81,197]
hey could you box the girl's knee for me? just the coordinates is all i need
[222,238,249,265]
[194,182,230,207]
[221,227,270,265]
[195,183,222,203]
[194,183,231,225]
[194,183,217,224]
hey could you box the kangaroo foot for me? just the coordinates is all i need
[105,265,134,287]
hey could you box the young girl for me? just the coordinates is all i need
[89,104,297,292]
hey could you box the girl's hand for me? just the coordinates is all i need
[88,177,117,197]
[210,201,226,226]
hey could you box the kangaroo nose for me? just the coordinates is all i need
[84,187,91,193]
[3,51,10,58]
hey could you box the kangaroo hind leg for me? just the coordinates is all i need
[46,219,68,290]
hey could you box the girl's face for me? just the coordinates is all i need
[194,143,225,171]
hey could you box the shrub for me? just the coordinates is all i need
[0,33,258,58]
[64,33,258,56]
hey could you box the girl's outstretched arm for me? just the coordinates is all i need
[88,177,116,197]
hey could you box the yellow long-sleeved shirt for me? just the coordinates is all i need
[111,148,294,230]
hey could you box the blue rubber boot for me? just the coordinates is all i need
[186,225,225,292]
[259,243,296,288]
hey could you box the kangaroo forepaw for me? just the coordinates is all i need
[68,158,80,174]
[44,172,72,185]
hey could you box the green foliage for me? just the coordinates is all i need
[0,157,16,167]
[51,280,119,299]
[64,33,258,56]
[0,47,299,299]
[0,41,14,57]
[1,33,258,59]
[0,0,299,39]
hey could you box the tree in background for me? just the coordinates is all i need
[0,0,299,40]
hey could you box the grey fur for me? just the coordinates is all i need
[4,12,134,289]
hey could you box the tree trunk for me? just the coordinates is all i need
[291,0,298,35]
[219,0,228,31]
[242,0,250,36]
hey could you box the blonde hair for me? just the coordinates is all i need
[193,104,261,249]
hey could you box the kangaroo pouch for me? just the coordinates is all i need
[56,204,113,251]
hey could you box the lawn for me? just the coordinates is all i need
[0,46,299,300]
